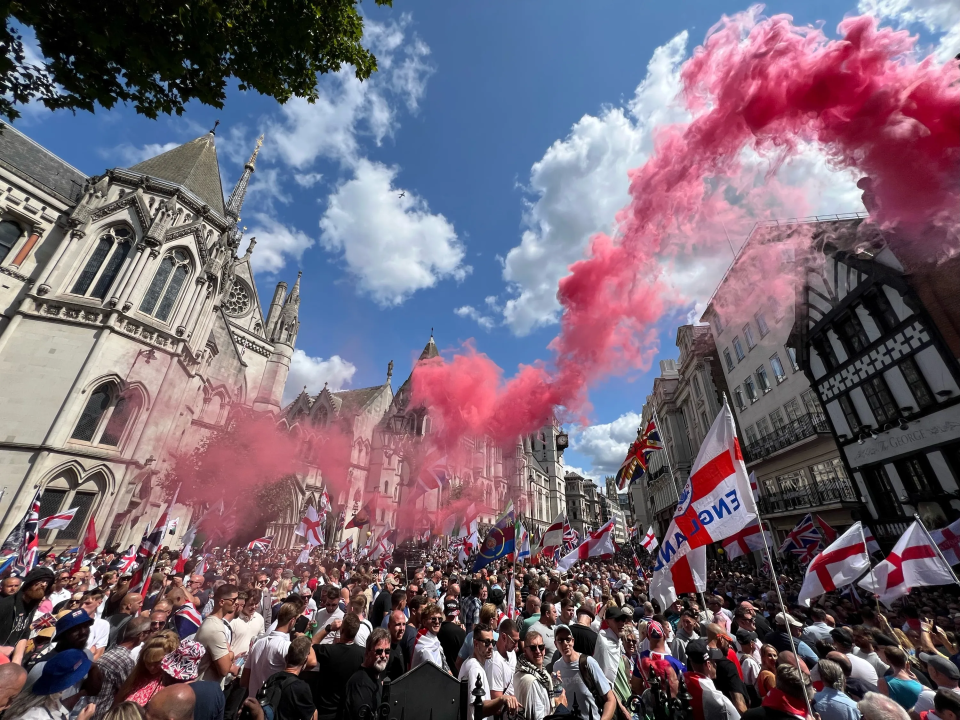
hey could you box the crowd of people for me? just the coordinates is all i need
[0,543,959,720]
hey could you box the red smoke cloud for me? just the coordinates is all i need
[413,9,959,448]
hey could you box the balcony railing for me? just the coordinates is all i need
[743,412,831,464]
[757,472,859,515]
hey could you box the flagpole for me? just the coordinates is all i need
[914,514,960,589]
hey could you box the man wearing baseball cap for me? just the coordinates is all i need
[683,639,741,720]
[766,613,818,669]
[438,599,465,672]
[915,654,960,715]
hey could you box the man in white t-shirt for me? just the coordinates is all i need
[313,585,345,645]
[230,591,265,656]
[81,590,110,661]
[244,601,297,696]
[47,572,73,610]
[487,618,518,698]
[830,627,879,686]
[554,623,615,720]
[458,623,519,720]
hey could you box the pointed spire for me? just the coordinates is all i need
[286,271,302,304]
[418,330,439,361]
[225,133,265,220]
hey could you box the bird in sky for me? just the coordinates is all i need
[398,191,405,198]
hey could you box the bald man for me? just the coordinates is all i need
[107,592,143,647]
[0,664,27,712]
[145,684,195,720]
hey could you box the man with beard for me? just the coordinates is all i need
[0,566,54,648]
[341,628,392,719]
[513,629,566,720]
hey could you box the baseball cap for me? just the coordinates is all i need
[444,599,460,617]
[554,624,573,639]
[488,588,505,606]
[55,609,94,636]
[921,654,960,680]
[685,639,712,665]
[393,567,402,574]
[775,612,803,628]
[606,606,627,621]
[736,629,759,645]
[830,627,854,645]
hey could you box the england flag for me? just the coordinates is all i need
[38,508,79,531]
[798,523,871,605]
[296,505,325,547]
[860,520,955,605]
[930,518,960,566]
[722,519,771,560]
[558,520,617,571]
[640,527,659,552]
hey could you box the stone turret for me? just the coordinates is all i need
[264,281,287,338]
[253,271,301,413]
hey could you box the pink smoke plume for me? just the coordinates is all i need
[412,9,959,448]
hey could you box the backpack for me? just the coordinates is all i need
[255,671,299,720]
[577,655,630,720]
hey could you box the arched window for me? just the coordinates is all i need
[0,220,22,261]
[315,405,328,428]
[72,226,134,299]
[140,248,191,322]
[70,382,141,447]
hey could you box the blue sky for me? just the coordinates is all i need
[13,0,956,481]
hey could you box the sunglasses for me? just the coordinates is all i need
[527,644,545,653]
[475,638,494,647]
[374,648,391,656]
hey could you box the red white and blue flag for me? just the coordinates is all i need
[411,453,450,500]
[247,536,272,553]
[616,420,663,490]
[0,489,41,575]
[780,514,823,564]
[650,403,756,608]
[112,545,138,574]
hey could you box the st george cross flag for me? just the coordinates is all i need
[297,544,312,565]
[640,527,659,552]
[651,546,707,608]
[859,520,955,605]
[247,536,272,553]
[798,522,871,605]
[336,537,354,561]
[38,507,79,531]
[929,518,960,566]
[541,513,565,559]
[650,403,756,593]
[722,519,771,560]
[557,519,617,571]
[296,505,326,547]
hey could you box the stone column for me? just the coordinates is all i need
[109,243,146,308]
[120,247,159,312]
[10,225,42,268]
[34,229,84,296]
[174,276,206,337]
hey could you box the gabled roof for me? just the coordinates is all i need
[0,124,87,204]
[331,385,388,416]
[128,133,226,217]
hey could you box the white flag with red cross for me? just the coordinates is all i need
[296,505,325,547]
[38,507,79,531]
[651,403,757,591]
[929,518,960,566]
[557,519,617,571]
[640,526,659,552]
[722,519,770,560]
[798,522,871,605]
[651,545,707,608]
[859,520,955,605]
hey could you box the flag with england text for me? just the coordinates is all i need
[557,519,617,571]
[859,520,955,605]
[722,519,771,560]
[650,403,756,593]
[650,545,707,609]
[930,518,960,566]
[798,522,871,605]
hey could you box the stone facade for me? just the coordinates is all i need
[0,126,300,551]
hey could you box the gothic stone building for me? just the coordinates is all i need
[0,125,301,552]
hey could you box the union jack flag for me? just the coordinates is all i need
[616,420,663,490]
[563,525,579,552]
[31,612,57,631]
[779,513,822,564]
[1,489,41,575]
[410,452,450,500]
[247,536,272,553]
[111,545,138,574]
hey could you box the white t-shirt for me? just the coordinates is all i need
[230,612,266,656]
[486,649,516,696]
[513,670,552,720]
[846,652,879,686]
[355,618,372,650]
[247,631,292,695]
[594,629,622,685]
[459,657,490,720]
[86,617,110,651]
[555,654,611,720]
[314,607,344,645]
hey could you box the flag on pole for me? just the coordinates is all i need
[72,516,98,573]
[297,545,312,565]
[815,515,838,543]
[345,501,374,530]
[246,536,273,553]
[780,513,823,564]
[557,519,617,571]
[320,490,332,514]
[798,522,871,605]
[38,507,79,531]
[859,520,956,605]
[721,519,771,560]
[296,505,326,547]
[863,526,882,555]
[650,403,757,600]
[473,515,516,571]
[748,472,759,502]
[112,545,138,574]
[651,546,708,608]
[616,420,663,490]
[640,527,659,552]
[516,520,530,562]
[541,513,565,559]
[930,518,960,566]
[336,537,353,561]
[0,489,41,575]
[506,573,519,620]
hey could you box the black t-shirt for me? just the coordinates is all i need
[570,623,598,657]
[383,641,406,682]
[753,614,773,637]
[276,675,316,720]
[438,621,466,671]
[370,590,392,628]
[307,643,365,720]
[340,666,381,720]
[713,658,748,701]
[192,679,226,720]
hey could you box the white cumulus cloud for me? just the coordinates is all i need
[283,350,357,405]
[572,411,644,477]
[245,213,315,275]
[319,159,468,306]
[112,142,180,166]
[454,305,496,331]
[859,0,960,62]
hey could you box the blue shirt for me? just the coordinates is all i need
[814,688,861,720]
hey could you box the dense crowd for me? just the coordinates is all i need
[1,544,959,720]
